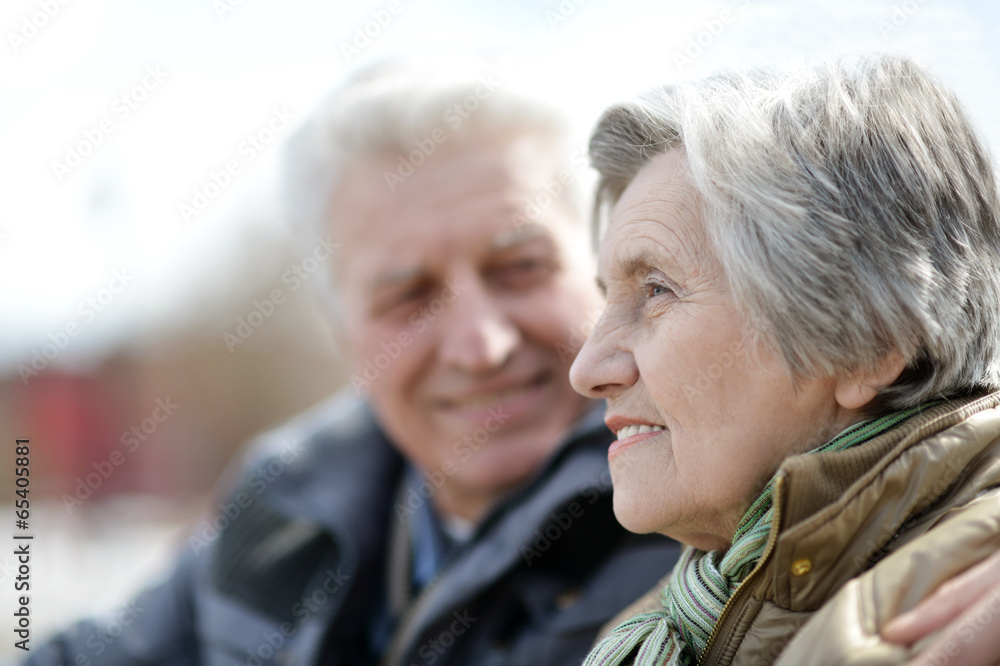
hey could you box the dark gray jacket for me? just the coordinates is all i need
[24,392,680,666]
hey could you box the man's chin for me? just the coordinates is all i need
[454,456,550,497]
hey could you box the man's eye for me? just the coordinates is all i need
[374,285,431,316]
[510,259,547,273]
[396,285,429,302]
[492,259,554,286]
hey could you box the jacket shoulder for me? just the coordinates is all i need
[771,487,1000,665]
[197,390,397,626]
[719,396,1000,664]
[232,390,378,480]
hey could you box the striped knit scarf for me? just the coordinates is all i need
[584,404,934,666]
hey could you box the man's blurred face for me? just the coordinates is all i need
[331,134,603,521]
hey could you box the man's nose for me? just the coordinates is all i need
[437,276,520,373]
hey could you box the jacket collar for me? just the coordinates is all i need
[250,392,616,655]
[241,390,403,587]
[378,400,615,664]
[256,393,610,541]
[769,391,1000,611]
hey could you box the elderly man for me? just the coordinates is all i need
[24,58,680,665]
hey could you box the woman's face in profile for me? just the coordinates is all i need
[569,149,852,550]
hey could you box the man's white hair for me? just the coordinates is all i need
[282,54,585,320]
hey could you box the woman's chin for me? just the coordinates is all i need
[612,495,732,550]
[611,493,669,535]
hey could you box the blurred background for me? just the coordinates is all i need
[2,0,1000,656]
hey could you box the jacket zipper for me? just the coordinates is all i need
[379,561,450,666]
[378,434,604,666]
[697,472,786,666]
[378,473,543,666]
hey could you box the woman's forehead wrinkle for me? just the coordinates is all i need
[609,201,700,278]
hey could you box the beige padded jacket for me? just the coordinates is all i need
[600,392,1000,665]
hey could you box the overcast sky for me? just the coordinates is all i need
[2,0,999,374]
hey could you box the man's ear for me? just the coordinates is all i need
[834,350,908,410]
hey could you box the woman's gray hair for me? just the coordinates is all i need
[282,54,584,319]
[590,54,1000,413]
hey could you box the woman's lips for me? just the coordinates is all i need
[608,424,667,460]
[615,424,666,439]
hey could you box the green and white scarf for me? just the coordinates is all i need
[584,404,934,666]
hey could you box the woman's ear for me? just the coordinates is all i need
[834,351,908,410]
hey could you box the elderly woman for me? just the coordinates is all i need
[571,55,1000,665]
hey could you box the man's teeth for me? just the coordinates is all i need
[616,424,666,439]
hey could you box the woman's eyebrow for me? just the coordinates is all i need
[614,252,679,282]
[608,251,687,295]
[615,254,656,280]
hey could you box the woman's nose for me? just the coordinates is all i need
[569,312,639,399]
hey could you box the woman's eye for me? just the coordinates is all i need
[644,282,673,298]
